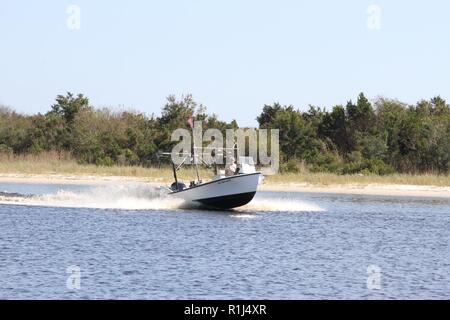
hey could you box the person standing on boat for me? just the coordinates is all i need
[225,157,238,176]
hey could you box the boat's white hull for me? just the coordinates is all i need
[169,172,261,209]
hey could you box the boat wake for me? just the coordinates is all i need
[239,197,324,212]
[0,184,324,213]
[0,184,185,210]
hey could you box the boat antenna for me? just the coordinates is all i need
[189,116,201,183]
[172,161,178,187]
[212,149,218,175]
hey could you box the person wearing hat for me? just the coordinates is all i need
[225,156,238,176]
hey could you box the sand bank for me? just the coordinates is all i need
[0,173,156,185]
[259,183,450,198]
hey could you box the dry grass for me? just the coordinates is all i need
[0,151,213,183]
[0,152,449,186]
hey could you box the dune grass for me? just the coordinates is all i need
[0,152,214,182]
[0,152,449,186]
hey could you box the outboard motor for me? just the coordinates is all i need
[170,182,186,192]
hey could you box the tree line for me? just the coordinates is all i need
[1,92,449,175]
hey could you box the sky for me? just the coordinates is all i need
[1,0,450,127]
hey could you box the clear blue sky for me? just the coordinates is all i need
[1,0,449,126]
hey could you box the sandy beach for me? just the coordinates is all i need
[259,183,450,198]
[1,173,449,198]
[0,173,153,185]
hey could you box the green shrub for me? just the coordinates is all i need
[309,152,341,173]
[341,162,363,175]
[363,159,395,175]
[281,159,300,173]
[342,159,394,175]
[0,144,13,155]
[96,156,115,167]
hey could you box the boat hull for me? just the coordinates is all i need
[169,172,261,209]
[195,191,256,209]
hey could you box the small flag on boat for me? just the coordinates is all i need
[187,116,193,129]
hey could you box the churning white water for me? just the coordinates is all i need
[240,198,324,212]
[0,184,183,210]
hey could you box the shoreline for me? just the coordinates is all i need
[259,183,450,198]
[1,173,449,199]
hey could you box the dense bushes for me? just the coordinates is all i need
[0,93,231,168]
[1,92,450,175]
[258,93,450,175]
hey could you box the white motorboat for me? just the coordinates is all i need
[162,154,262,210]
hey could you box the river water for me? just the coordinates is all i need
[0,182,449,299]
